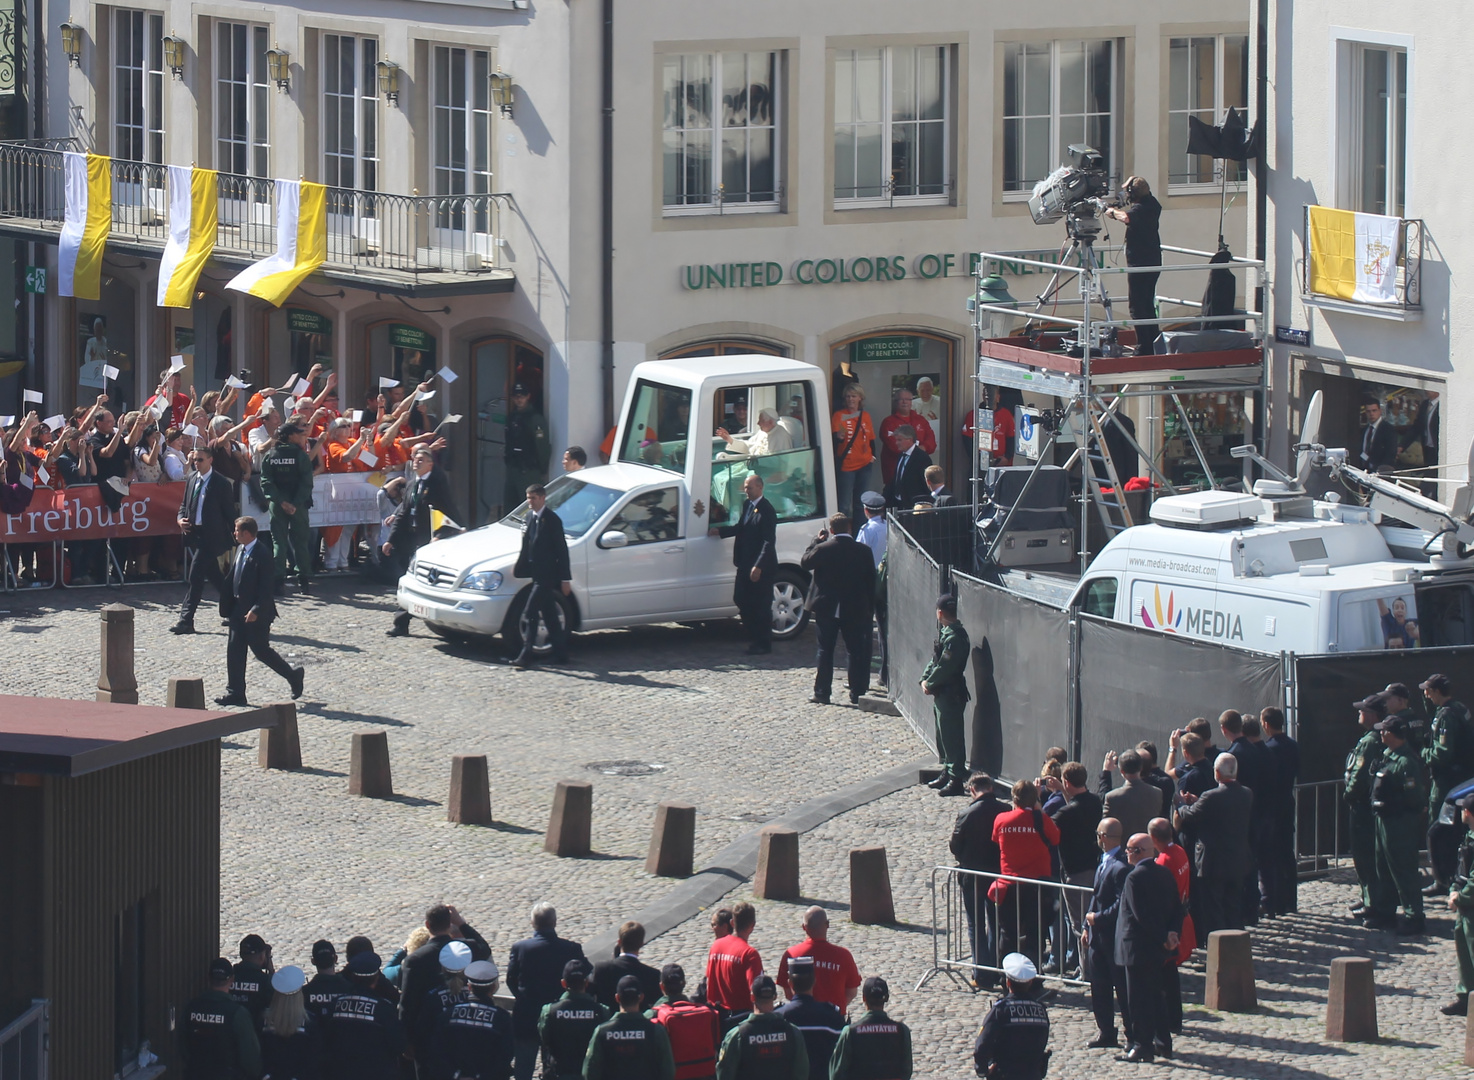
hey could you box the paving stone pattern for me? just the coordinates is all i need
[3,578,1470,1076]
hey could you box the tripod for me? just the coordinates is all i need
[1021,209,1122,356]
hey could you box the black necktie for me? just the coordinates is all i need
[529,512,539,544]
[186,475,201,520]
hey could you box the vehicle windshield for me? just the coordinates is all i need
[618,379,691,475]
[501,475,622,538]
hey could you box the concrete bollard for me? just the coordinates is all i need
[545,780,592,857]
[96,604,138,704]
[1465,1004,1474,1066]
[754,827,800,901]
[349,731,393,798]
[259,703,302,770]
[849,846,896,924]
[646,801,696,878]
[1326,956,1377,1041]
[1204,930,1256,1012]
[448,755,493,826]
[167,677,206,710]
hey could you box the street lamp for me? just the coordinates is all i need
[489,70,514,117]
[969,273,1021,339]
[60,21,84,66]
[265,46,291,92]
[376,58,401,106]
[162,33,186,79]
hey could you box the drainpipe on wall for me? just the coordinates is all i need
[600,0,615,433]
[1254,0,1270,457]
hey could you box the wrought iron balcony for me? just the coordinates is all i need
[0,141,514,295]
[1300,204,1423,320]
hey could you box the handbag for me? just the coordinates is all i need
[834,414,865,471]
[1031,808,1062,881]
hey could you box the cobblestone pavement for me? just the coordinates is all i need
[4,576,1471,1077]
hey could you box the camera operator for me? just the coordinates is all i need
[1104,177,1162,356]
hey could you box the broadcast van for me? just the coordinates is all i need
[396,356,836,652]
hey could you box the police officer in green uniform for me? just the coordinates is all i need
[541,959,609,1080]
[828,977,913,1080]
[583,975,675,1080]
[1345,694,1388,918]
[920,595,971,798]
[1421,674,1474,895]
[504,383,551,513]
[181,957,262,1080]
[259,421,317,592]
[715,975,807,1080]
[1365,715,1429,933]
[1440,794,1474,1016]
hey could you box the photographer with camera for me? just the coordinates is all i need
[1104,177,1163,356]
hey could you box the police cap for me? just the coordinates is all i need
[1002,953,1038,982]
[861,975,890,1002]
[271,966,307,995]
[861,491,887,510]
[1422,674,1453,694]
[615,975,643,1002]
[439,941,473,972]
[511,383,530,396]
[751,974,778,1000]
[311,939,337,966]
[346,951,382,978]
[1373,716,1411,738]
[1354,693,1388,715]
[466,960,500,986]
[1383,682,1412,701]
[239,933,270,957]
[661,963,686,987]
[936,594,958,614]
[563,958,591,982]
[208,957,233,980]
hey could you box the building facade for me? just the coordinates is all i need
[1,0,1249,520]
[1256,2,1451,478]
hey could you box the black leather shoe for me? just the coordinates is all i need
[809,695,831,705]
[289,667,305,700]
[1348,904,1367,918]
[1153,1039,1173,1059]
[926,774,950,789]
[513,654,535,669]
[298,580,311,594]
[938,780,967,797]
[1361,914,1397,930]
[214,694,249,707]
[1396,915,1426,935]
[1423,882,1447,897]
[168,620,195,635]
[849,691,863,705]
[1086,1033,1119,1049]
[1442,996,1469,1016]
[1121,1045,1154,1064]
[385,625,409,637]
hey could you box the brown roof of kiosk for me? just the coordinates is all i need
[0,696,277,776]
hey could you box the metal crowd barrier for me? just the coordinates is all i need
[0,1000,47,1080]
[917,865,1092,991]
[1295,778,1351,878]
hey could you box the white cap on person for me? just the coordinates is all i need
[271,965,307,994]
[440,941,473,971]
[1002,953,1037,982]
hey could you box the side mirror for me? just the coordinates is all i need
[599,530,629,549]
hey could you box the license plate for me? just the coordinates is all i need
[408,602,432,619]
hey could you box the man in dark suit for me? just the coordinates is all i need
[1083,817,1130,1050]
[922,465,955,507]
[591,921,661,1011]
[800,513,876,705]
[1098,749,1161,842]
[215,517,304,706]
[883,427,932,508]
[171,445,236,634]
[1052,761,1104,975]
[726,474,778,655]
[1113,832,1183,1063]
[1359,398,1397,473]
[511,483,573,668]
[1260,707,1301,915]
[399,903,492,1073]
[1173,752,1254,938]
[1221,710,1273,925]
[385,445,466,637]
[950,772,1008,989]
[506,902,585,1080]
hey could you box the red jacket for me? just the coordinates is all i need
[988,807,1060,902]
[1156,843,1196,962]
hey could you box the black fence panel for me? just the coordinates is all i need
[893,505,975,572]
[1077,615,1283,771]
[952,571,1072,780]
[886,518,944,751]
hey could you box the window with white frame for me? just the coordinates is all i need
[1168,35,1248,189]
[1002,39,1116,194]
[432,45,494,230]
[216,22,270,177]
[833,45,950,206]
[1341,42,1407,216]
[662,51,780,213]
[322,33,379,191]
[113,9,164,164]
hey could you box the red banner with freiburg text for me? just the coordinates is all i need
[1,482,186,542]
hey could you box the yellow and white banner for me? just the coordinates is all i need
[1307,205,1401,304]
[58,152,112,300]
[157,165,218,308]
[225,179,327,307]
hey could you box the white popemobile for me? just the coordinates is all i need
[396,356,838,652]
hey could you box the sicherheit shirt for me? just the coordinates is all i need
[705,934,763,1013]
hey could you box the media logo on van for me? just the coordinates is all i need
[1138,584,1245,641]
[1139,586,1184,632]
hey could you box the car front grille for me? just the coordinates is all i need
[413,561,457,590]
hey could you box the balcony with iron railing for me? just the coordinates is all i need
[0,141,515,296]
[1300,203,1423,321]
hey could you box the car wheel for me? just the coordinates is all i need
[502,587,574,655]
[769,569,810,640]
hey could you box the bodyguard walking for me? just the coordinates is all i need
[385,445,467,638]
[800,513,875,705]
[215,518,304,707]
[728,474,778,655]
[920,595,970,797]
[511,484,573,667]
[171,445,235,635]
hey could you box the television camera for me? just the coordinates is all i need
[1027,144,1117,239]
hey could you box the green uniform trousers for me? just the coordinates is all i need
[933,691,967,781]
[1369,812,1425,918]
[269,503,312,585]
[1457,914,1474,995]
[1349,805,1377,908]
[504,466,543,513]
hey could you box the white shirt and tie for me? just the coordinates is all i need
[192,468,212,526]
[234,537,255,593]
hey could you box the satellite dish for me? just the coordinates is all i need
[1296,390,1324,487]
[1452,437,1474,521]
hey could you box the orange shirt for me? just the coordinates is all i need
[831,410,875,472]
[374,433,408,471]
[326,441,370,473]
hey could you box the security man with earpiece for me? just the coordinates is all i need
[827,977,913,1080]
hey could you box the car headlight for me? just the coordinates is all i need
[462,568,504,593]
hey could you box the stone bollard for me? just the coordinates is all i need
[1465,1004,1474,1066]
[448,755,493,826]
[96,604,139,704]
[1204,929,1256,1012]
[645,802,696,878]
[259,703,302,770]
[754,827,800,901]
[349,731,393,798]
[545,780,592,857]
[1326,957,1377,1041]
[849,846,895,924]
[167,677,206,710]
